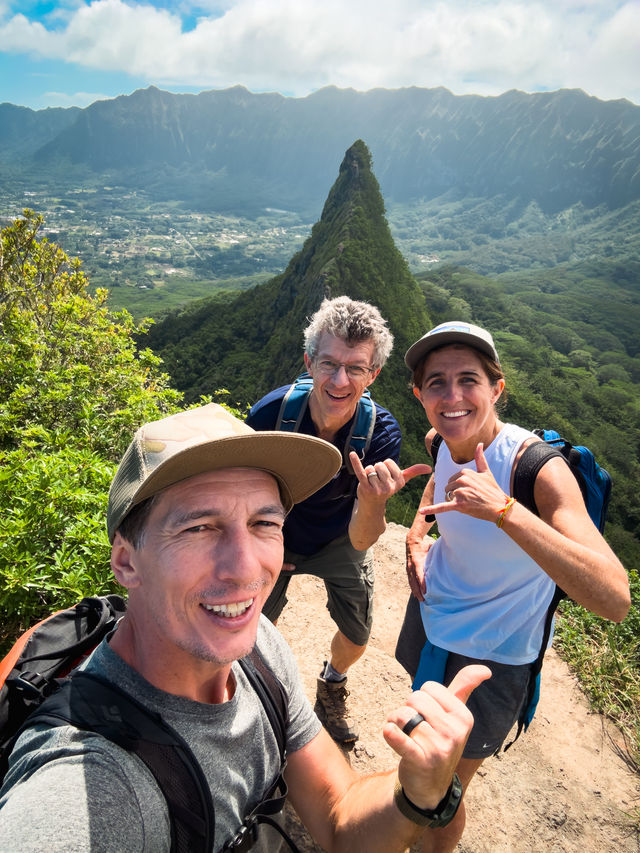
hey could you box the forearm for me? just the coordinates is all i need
[407,477,435,547]
[405,478,435,600]
[287,670,487,853]
[348,497,387,550]
[329,771,425,853]
[500,502,630,621]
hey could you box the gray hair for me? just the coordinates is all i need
[303,296,394,370]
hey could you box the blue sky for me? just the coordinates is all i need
[1,1,638,111]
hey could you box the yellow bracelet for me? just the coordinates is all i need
[496,497,516,528]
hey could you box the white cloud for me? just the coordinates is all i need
[1,0,638,103]
[41,90,115,108]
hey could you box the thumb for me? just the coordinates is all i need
[447,664,492,704]
[401,463,432,482]
[475,442,489,472]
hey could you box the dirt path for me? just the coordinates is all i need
[277,522,640,852]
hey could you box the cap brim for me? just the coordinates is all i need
[130,432,341,514]
[405,332,498,370]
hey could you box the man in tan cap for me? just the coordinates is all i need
[0,403,489,853]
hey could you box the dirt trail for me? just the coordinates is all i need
[277,522,640,852]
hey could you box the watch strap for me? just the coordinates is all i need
[393,772,463,828]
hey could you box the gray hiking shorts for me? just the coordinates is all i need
[262,535,374,646]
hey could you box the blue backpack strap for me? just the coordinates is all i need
[343,390,376,474]
[275,374,376,475]
[275,373,314,433]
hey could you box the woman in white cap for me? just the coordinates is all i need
[399,321,629,853]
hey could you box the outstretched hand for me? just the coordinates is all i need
[419,443,508,523]
[383,665,491,810]
[350,451,431,504]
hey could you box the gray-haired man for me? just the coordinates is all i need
[248,296,430,742]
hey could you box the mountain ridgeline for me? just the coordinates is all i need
[2,85,640,216]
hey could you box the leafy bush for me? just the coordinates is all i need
[0,212,182,651]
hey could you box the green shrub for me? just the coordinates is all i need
[0,211,182,653]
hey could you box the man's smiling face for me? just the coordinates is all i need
[114,468,285,677]
[304,332,379,432]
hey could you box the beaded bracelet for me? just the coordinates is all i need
[496,497,516,528]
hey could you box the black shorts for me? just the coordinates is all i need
[395,595,533,758]
[443,651,533,758]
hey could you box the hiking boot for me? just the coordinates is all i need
[315,668,360,743]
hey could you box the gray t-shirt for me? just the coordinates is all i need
[0,616,320,852]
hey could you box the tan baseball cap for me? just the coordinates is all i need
[404,321,500,370]
[107,403,342,542]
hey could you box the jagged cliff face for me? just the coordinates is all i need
[3,85,639,213]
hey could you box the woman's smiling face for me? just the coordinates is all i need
[413,344,504,458]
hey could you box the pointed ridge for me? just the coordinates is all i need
[149,139,431,411]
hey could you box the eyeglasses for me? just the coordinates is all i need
[314,359,374,379]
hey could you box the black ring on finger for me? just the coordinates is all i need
[402,712,426,736]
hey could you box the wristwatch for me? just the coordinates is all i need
[393,773,463,828]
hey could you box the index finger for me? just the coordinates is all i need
[419,502,455,516]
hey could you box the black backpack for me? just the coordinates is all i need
[429,428,612,536]
[0,595,300,853]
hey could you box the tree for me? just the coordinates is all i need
[0,211,182,649]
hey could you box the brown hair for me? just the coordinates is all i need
[116,494,159,549]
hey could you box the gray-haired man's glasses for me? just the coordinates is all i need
[314,359,374,379]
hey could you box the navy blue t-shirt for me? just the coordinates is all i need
[247,385,402,555]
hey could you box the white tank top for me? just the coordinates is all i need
[420,423,556,664]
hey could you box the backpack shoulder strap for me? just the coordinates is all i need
[240,648,288,763]
[343,391,376,474]
[505,438,570,751]
[274,374,376,476]
[275,374,314,433]
[227,651,302,853]
[513,441,567,515]
[21,672,213,853]
[430,432,443,464]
